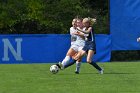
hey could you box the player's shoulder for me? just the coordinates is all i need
[70,27,77,32]
[70,27,74,30]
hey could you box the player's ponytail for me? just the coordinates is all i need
[88,17,96,26]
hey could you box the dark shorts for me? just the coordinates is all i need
[82,41,96,54]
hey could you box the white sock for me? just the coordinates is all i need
[75,61,81,72]
[61,56,70,66]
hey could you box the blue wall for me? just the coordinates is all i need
[0,34,111,64]
[110,0,140,50]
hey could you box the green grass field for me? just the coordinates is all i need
[0,62,140,93]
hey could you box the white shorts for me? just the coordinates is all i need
[70,40,85,52]
[70,45,83,52]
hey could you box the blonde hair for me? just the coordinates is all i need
[83,17,96,26]
[88,17,96,26]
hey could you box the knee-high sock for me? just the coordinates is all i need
[89,61,102,71]
[61,56,70,66]
[64,59,76,69]
[75,61,81,72]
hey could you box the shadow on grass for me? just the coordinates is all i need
[58,72,135,75]
[103,72,135,74]
[58,72,99,75]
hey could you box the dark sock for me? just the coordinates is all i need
[89,62,102,71]
[64,59,76,68]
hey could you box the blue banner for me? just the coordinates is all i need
[110,0,140,50]
[0,34,111,64]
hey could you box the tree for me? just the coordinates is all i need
[0,0,109,34]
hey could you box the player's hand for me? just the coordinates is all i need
[73,32,79,35]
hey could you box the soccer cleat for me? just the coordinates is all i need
[75,71,79,74]
[56,63,61,69]
[98,69,104,74]
[58,62,64,70]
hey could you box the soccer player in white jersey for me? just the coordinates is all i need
[60,18,77,68]
[56,18,85,73]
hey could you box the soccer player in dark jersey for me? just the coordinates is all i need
[73,17,104,74]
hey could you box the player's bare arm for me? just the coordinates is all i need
[76,27,92,34]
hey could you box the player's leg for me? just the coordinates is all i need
[57,44,79,69]
[61,48,75,66]
[62,44,82,69]
[58,48,77,69]
[74,50,86,60]
[87,50,103,74]
[64,45,86,72]
[62,45,86,70]
[75,46,84,74]
[71,50,85,65]
[70,50,85,74]
[75,59,82,74]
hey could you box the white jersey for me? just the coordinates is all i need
[75,27,86,46]
[70,27,86,52]
[70,27,77,45]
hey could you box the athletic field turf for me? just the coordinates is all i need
[0,62,140,93]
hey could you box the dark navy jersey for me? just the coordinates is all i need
[86,27,95,42]
[83,27,96,53]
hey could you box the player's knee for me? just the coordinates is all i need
[77,59,81,62]
[87,60,92,63]
[74,54,80,60]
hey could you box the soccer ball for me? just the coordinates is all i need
[137,37,140,42]
[50,65,59,74]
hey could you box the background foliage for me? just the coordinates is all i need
[0,0,109,34]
